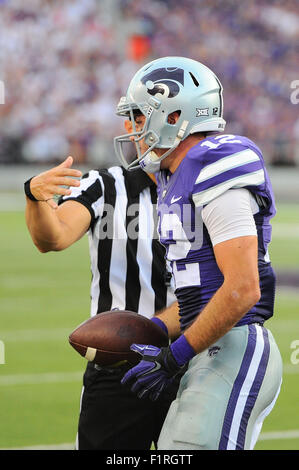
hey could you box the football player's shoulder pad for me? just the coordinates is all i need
[190,134,265,207]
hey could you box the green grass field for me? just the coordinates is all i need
[0,204,299,450]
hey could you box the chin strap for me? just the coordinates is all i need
[140,120,189,173]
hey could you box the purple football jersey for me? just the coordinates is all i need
[156,134,276,330]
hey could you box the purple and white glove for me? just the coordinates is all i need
[121,335,196,401]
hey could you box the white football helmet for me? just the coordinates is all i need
[114,56,226,173]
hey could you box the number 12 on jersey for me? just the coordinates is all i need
[159,210,202,289]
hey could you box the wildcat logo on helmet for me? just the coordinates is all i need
[141,67,184,99]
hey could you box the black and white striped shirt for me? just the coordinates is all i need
[60,166,175,318]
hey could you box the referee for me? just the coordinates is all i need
[25,156,181,450]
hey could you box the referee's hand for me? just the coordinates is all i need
[29,156,82,209]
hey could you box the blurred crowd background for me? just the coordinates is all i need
[0,0,298,168]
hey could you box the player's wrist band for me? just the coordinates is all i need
[24,177,39,201]
[151,317,168,335]
[170,334,196,366]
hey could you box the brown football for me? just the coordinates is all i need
[68,310,169,366]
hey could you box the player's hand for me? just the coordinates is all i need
[121,344,183,401]
[29,156,82,209]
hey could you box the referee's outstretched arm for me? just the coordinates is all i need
[25,156,90,252]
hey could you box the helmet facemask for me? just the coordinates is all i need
[115,98,189,173]
[114,101,161,171]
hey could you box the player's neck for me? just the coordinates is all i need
[147,173,157,184]
[162,134,206,173]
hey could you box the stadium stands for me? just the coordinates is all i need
[0,0,298,166]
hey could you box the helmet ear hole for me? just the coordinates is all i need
[167,110,181,125]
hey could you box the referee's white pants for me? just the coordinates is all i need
[158,324,282,450]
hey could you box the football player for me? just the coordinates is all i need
[115,56,283,450]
